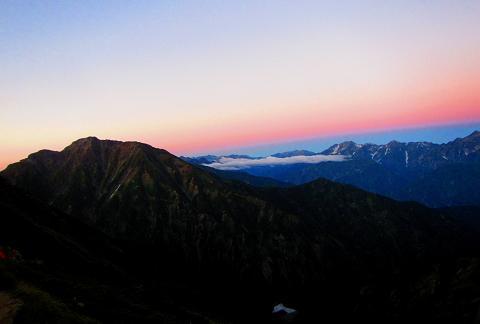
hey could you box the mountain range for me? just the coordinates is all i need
[185,131,480,207]
[1,136,480,323]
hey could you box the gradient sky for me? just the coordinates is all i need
[1,1,480,169]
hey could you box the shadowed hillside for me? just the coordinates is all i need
[2,137,480,323]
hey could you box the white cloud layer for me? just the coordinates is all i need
[205,155,349,170]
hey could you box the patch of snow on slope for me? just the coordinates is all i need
[273,304,296,314]
[109,184,122,199]
[331,144,340,155]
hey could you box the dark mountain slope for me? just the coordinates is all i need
[0,176,123,276]
[3,137,460,257]
[251,159,407,195]
[439,206,480,233]
[399,163,480,207]
[260,179,480,323]
[2,137,479,323]
[0,177,218,323]
[264,178,458,257]
[198,165,290,187]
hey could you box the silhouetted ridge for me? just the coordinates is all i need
[2,137,479,323]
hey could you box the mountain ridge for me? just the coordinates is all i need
[3,136,477,322]
[186,131,480,207]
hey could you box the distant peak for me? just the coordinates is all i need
[331,141,358,149]
[70,136,101,145]
[453,130,480,143]
[468,130,480,137]
[64,137,168,156]
[69,137,151,148]
[224,154,254,159]
[387,140,401,145]
[271,150,317,158]
[321,141,360,155]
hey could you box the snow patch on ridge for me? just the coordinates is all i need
[331,144,340,155]
[109,184,122,199]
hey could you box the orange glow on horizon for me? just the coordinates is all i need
[150,104,480,155]
[1,106,479,171]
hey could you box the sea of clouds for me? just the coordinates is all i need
[205,154,349,170]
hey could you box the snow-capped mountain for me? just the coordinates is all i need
[322,131,480,172]
[185,131,480,207]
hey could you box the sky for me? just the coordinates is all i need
[1,1,480,169]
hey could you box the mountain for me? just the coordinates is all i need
[271,150,317,158]
[190,131,480,207]
[180,154,220,165]
[322,141,365,156]
[320,131,480,206]
[197,165,290,187]
[400,163,480,207]
[0,176,218,323]
[322,131,480,172]
[181,154,257,166]
[440,205,480,233]
[246,159,407,197]
[2,136,480,322]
